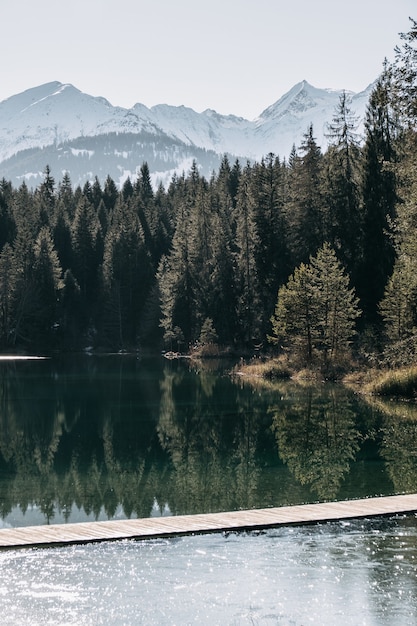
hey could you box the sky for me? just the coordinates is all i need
[0,0,415,120]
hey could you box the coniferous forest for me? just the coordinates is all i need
[0,20,417,370]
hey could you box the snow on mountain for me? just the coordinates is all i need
[253,80,373,155]
[0,80,374,188]
[0,82,163,162]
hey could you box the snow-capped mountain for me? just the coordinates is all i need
[0,80,373,188]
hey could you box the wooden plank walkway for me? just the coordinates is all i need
[0,493,416,550]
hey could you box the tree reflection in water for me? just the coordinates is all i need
[271,383,363,500]
[0,356,404,527]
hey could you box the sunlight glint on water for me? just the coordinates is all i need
[1,518,417,625]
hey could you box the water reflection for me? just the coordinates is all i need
[271,384,363,499]
[0,356,413,527]
[366,395,417,494]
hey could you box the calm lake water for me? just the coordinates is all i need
[0,354,415,527]
[1,355,417,624]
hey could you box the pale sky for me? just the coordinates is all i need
[0,0,415,120]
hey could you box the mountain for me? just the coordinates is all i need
[0,80,373,188]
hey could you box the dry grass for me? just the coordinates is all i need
[233,357,292,381]
[364,366,417,399]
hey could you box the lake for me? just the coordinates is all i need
[0,354,416,624]
[0,354,413,527]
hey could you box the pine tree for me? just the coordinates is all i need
[309,243,361,365]
[286,126,325,265]
[0,243,15,345]
[251,154,289,334]
[35,165,56,227]
[101,200,153,348]
[269,243,360,366]
[234,165,262,345]
[0,179,15,251]
[269,261,314,363]
[209,203,238,345]
[103,175,119,212]
[357,65,399,324]
[158,200,196,349]
[71,197,102,333]
[325,92,362,279]
[10,218,37,345]
[134,163,157,263]
[60,269,82,348]
[392,17,417,124]
[380,255,417,344]
[31,227,63,343]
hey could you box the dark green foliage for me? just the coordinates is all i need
[286,126,325,265]
[101,200,153,349]
[324,92,362,280]
[357,65,398,324]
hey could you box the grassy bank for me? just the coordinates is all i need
[235,357,417,401]
[363,366,417,399]
[232,357,292,381]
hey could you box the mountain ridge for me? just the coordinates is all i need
[0,80,374,188]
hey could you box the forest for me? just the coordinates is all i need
[0,20,416,371]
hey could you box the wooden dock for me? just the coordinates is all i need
[0,493,416,550]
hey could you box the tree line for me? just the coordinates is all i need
[0,19,416,366]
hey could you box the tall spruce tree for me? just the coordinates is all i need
[31,227,63,345]
[325,91,362,280]
[392,17,417,124]
[0,244,15,346]
[250,154,289,335]
[357,65,399,324]
[101,199,153,348]
[286,126,325,266]
[234,165,262,346]
[158,201,196,349]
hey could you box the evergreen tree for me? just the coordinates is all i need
[60,269,82,348]
[31,227,63,344]
[134,162,157,262]
[269,261,314,363]
[122,177,134,201]
[309,243,361,365]
[234,166,262,345]
[357,65,399,324]
[53,204,72,272]
[103,175,119,212]
[209,199,238,345]
[286,126,325,265]
[101,200,153,348]
[91,176,103,210]
[10,218,37,345]
[380,255,417,344]
[392,17,417,124]
[58,172,76,221]
[0,179,15,251]
[71,197,102,331]
[269,243,360,367]
[35,165,56,227]
[158,201,196,349]
[0,243,15,345]
[325,91,362,279]
[251,154,289,334]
